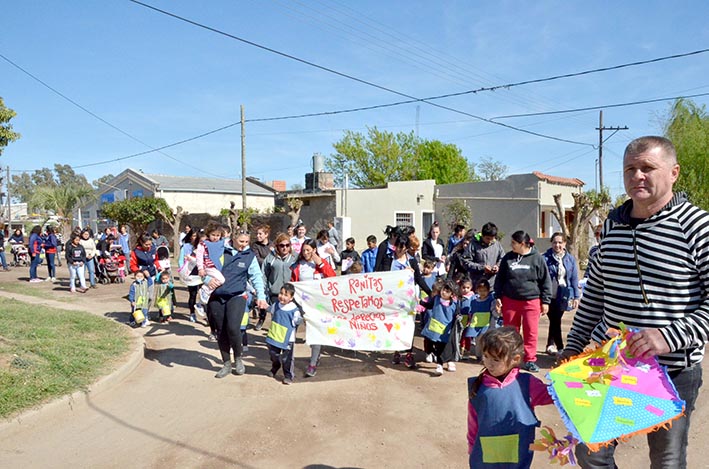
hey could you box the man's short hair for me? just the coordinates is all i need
[366,235,377,244]
[481,222,498,237]
[624,136,677,163]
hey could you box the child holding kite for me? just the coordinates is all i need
[467,327,553,469]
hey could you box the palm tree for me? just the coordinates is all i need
[29,184,95,236]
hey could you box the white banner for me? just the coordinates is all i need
[293,270,418,351]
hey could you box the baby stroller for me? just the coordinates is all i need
[95,255,112,285]
[98,254,123,284]
[10,243,29,267]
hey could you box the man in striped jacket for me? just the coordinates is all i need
[561,136,709,469]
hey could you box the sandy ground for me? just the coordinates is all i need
[0,267,707,468]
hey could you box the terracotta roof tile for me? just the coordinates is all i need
[532,171,584,187]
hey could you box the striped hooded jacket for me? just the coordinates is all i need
[566,192,709,371]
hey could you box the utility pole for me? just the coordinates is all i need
[5,166,10,223]
[240,105,247,216]
[596,110,628,189]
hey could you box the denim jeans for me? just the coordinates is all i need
[85,257,96,286]
[575,363,703,469]
[69,263,86,290]
[29,254,42,279]
[0,251,7,269]
[46,252,56,278]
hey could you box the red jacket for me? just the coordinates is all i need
[290,259,336,281]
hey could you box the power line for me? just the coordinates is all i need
[491,91,709,120]
[127,0,592,147]
[0,53,231,178]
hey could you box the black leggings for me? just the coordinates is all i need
[209,294,247,363]
[187,285,199,315]
[546,300,565,349]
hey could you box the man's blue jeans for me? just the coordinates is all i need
[575,363,703,469]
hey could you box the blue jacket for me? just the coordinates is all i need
[361,247,378,273]
[213,246,266,301]
[543,248,580,310]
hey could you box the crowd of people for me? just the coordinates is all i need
[6,135,705,468]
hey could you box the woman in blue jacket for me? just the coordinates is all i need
[28,225,43,282]
[542,232,580,356]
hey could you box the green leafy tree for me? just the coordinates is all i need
[327,127,418,187]
[328,127,478,187]
[29,185,95,236]
[11,164,91,203]
[415,140,477,184]
[92,174,116,190]
[663,98,709,210]
[477,156,508,181]
[101,197,174,244]
[0,97,21,156]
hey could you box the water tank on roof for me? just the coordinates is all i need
[312,153,325,173]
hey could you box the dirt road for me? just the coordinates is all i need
[0,268,706,468]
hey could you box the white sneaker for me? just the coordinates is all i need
[434,364,444,375]
[447,362,456,372]
[194,304,206,318]
[51,277,57,282]
[242,345,249,353]
[425,353,434,363]
[141,320,151,328]
[546,345,558,355]
[44,277,52,282]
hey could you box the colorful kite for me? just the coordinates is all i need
[544,324,685,455]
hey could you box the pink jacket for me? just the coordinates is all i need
[467,367,552,454]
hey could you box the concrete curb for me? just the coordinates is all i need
[0,293,146,434]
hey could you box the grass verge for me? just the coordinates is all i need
[0,281,77,303]
[0,299,132,419]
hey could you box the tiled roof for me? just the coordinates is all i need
[532,171,584,187]
[144,173,275,195]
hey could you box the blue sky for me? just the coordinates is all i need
[3,1,709,198]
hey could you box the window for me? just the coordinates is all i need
[540,211,547,238]
[395,211,414,228]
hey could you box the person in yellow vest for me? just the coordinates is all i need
[266,283,302,385]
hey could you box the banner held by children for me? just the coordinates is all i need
[293,270,418,351]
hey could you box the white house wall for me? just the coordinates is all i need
[159,192,274,216]
[336,179,435,249]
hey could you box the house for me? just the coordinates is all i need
[285,178,436,249]
[434,171,584,251]
[82,168,277,233]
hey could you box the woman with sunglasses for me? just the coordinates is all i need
[260,233,297,330]
[291,239,336,377]
[208,230,268,379]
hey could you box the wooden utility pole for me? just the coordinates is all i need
[240,105,247,215]
[5,166,10,223]
[596,110,628,189]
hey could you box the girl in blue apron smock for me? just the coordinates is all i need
[420,279,458,375]
[467,327,552,469]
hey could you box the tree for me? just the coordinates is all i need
[10,164,91,203]
[327,127,418,187]
[101,197,174,245]
[551,188,611,260]
[663,98,709,210]
[477,156,508,181]
[0,97,21,156]
[327,127,478,187]
[290,183,304,191]
[92,174,115,190]
[415,140,478,184]
[443,200,473,232]
[29,184,95,237]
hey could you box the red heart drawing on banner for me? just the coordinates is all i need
[384,323,393,332]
